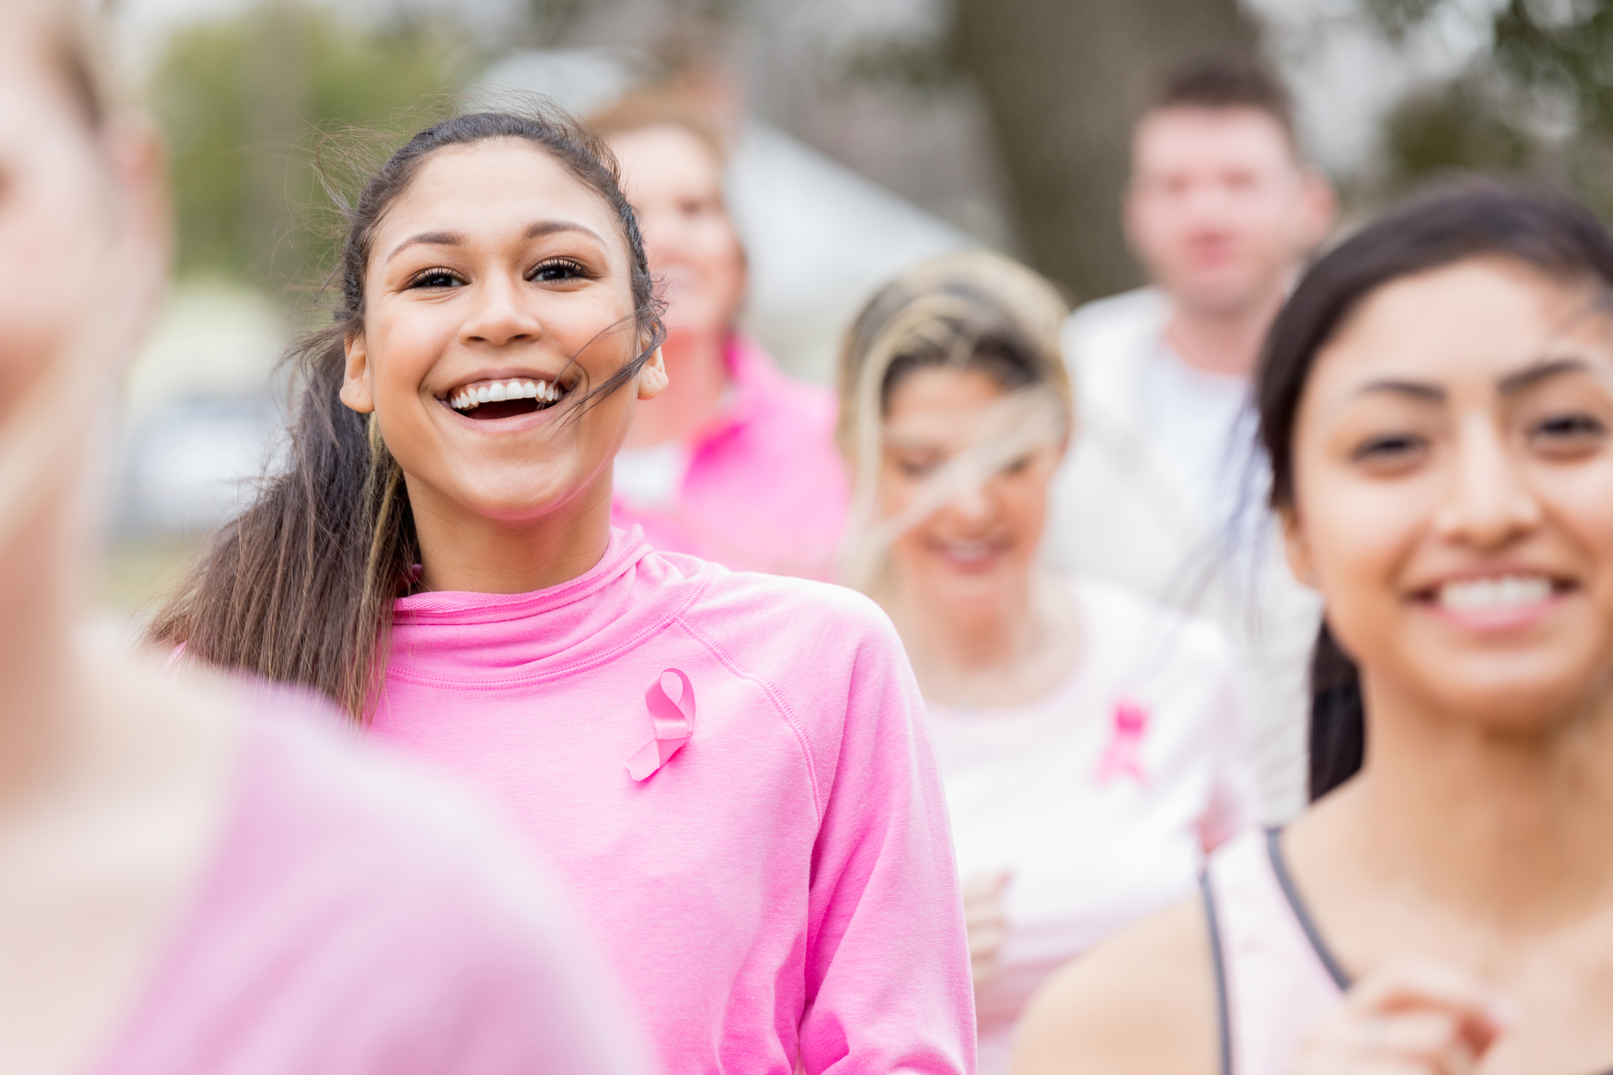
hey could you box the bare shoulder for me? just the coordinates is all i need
[1012,895,1221,1075]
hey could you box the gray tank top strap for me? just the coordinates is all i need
[1263,829,1351,990]
[1200,870,1233,1075]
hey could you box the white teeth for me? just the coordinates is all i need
[1438,575,1553,611]
[447,377,566,412]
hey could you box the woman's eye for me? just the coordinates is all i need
[896,457,940,478]
[1533,412,1604,437]
[1530,411,1606,449]
[1350,433,1425,464]
[1000,453,1033,476]
[529,258,587,283]
[407,269,462,290]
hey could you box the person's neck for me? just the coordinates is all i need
[0,500,79,808]
[408,471,615,595]
[881,564,1078,708]
[1162,287,1288,379]
[623,329,730,449]
[892,571,1038,675]
[1320,676,1613,927]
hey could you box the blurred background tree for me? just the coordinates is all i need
[949,0,1258,302]
[1373,0,1613,212]
[150,1,471,292]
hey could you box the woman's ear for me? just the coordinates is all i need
[638,347,669,401]
[340,335,376,414]
[1281,504,1320,588]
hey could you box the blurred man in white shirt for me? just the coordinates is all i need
[1047,56,1336,823]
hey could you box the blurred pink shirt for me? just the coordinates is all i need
[370,527,976,1075]
[92,691,643,1075]
[611,336,848,580]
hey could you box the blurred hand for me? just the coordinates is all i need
[963,871,1011,991]
[1290,959,1513,1075]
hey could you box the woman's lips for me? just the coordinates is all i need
[928,539,1011,571]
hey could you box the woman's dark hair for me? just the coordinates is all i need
[148,109,664,719]
[1255,179,1613,800]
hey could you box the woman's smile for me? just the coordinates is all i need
[1408,566,1576,634]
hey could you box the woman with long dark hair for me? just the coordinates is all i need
[1014,182,1613,1074]
[152,104,973,1073]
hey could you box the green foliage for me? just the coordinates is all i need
[150,2,471,294]
[1492,0,1613,139]
[1372,0,1613,216]
[1384,76,1533,178]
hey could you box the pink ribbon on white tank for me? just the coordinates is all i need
[626,669,696,781]
[1096,701,1149,783]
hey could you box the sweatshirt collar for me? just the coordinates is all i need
[392,526,653,626]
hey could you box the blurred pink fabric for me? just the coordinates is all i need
[610,336,849,580]
[92,692,644,1075]
[371,527,976,1075]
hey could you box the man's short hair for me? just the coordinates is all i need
[1146,54,1297,149]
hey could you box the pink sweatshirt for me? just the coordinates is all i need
[92,689,644,1075]
[370,527,975,1075]
[610,336,849,580]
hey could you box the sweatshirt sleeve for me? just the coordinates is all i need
[798,606,976,1075]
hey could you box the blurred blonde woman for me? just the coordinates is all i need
[0,6,639,1073]
[839,250,1257,1074]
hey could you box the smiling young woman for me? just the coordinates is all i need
[153,110,974,1074]
[1011,183,1613,1075]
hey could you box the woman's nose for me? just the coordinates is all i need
[1433,414,1543,550]
[946,479,998,526]
[461,275,540,346]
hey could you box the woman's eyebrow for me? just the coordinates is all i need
[526,220,605,244]
[1497,356,1594,396]
[385,221,605,264]
[386,230,462,263]
[1353,379,1445,402]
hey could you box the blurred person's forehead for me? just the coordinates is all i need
[607,125,722,188]
[1131,105,1299,176]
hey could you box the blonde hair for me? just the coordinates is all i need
[835,250,1073,590]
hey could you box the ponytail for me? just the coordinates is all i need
[1307,620,1363,801]
[147,328,417,718]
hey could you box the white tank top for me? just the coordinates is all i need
[1202,829,1344,1075]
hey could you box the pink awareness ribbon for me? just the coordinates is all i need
[1096,700,1149,784]
[626,669,696,782]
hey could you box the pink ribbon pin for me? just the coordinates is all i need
[626,669,696,782]
[1096,701,1149,784]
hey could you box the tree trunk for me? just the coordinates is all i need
[952,0,1257,302]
